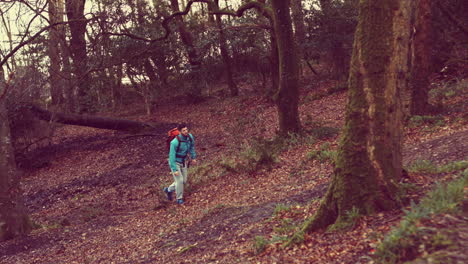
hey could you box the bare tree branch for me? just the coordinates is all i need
[0,17,96,68]
[17,0,50,23]
[224,23,271,31]
[212,1,271,19]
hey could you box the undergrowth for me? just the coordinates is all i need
[408,159,468,174]
[429,78,467,107]
[218,133,315,174]
[408,115,445,128]
[372,173,466,263]
[306,142,337,164]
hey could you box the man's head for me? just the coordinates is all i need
[178,123,189,136]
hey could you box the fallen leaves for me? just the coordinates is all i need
[1,80,466,264]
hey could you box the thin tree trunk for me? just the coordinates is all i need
[57,0,75,113]
[48,0,64,107]
[143,59,158,114]
[272,0,301,135]
[66,0,92,113]
[410,0,433,115]
[301,0,411,233]
[291,0,306,76]
[214,0,238,96]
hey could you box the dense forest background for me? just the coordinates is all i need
[0,0,467,263]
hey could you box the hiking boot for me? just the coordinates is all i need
[163,187,173,201]
[177,199,184,205]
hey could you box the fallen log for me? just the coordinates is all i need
[21,104,155,133]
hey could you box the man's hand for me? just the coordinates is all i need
[191,159,197,165]
[174,171,179,176]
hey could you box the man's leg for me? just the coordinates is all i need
[181,164,188,185]
[169,163,184,200]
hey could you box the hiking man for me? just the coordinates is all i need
[163,123,197,204]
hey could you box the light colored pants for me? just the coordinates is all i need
[168,162,187,200]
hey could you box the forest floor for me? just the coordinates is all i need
[1,78,467,264]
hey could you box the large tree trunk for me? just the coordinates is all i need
[66,0,92,113]
[0,70,32,241]
[302,0,411,232]
[169,0,203,102]
[22,104,154,133]
[272,0,301,135]
[410,0,433,115]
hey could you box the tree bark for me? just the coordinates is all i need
[272,0,301,135]
[0,69,32,241]
[66,0,92,113]
[302,0,410,233]
[410,0,433,115]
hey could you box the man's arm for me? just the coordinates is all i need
[169,138,178,172]
[189,134,196,160]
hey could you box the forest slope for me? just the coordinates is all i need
[0,80,467,264]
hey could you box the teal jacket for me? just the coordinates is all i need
[169,133,196,172]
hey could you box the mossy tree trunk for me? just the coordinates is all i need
[303,0,411,232]
[410,0,433,115]
[0,70,32,241]
[271,0,301,135]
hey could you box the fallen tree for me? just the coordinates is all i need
[19,104,155,133]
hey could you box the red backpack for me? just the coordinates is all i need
[166,128,180,152]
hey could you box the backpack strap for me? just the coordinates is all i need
[175,135,193,159]
[175,135,182,154]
